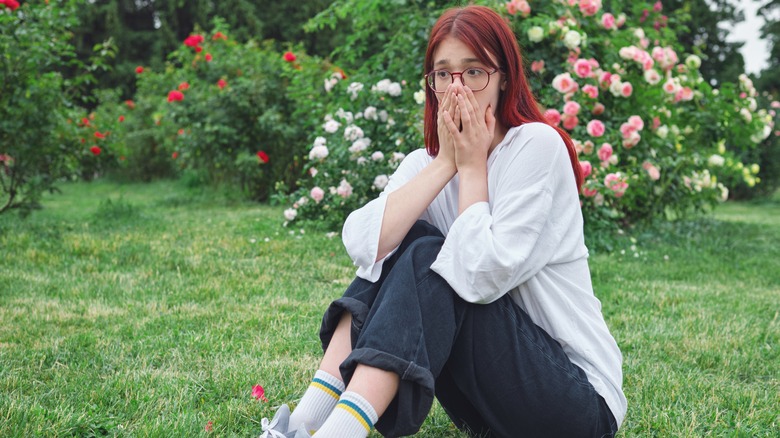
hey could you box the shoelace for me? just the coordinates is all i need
[258,416,287,438]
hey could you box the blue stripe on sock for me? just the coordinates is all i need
[338,399,373,429]
[312,377,343,397]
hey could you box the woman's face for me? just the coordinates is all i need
[431,36,503,121]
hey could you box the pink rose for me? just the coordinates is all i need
[582,84,599,99]
[620,122,636,138]
[582,186,599,197]
[601,13,615,29]
[553,73,578,93]
[563,101,581,116]
[531,60,545,73]
[652,117,661,131]
[563,115,579,130]
[643,161,661,181]
[587,120,606,137]
[680,87,694,101]
[580,161,593,178]
[628,115,644,130]
[544,109,562,126]
[310,186,325,203]
[622,131,641,148]
[604,173,628,197]
[597,143,613,162]
[621,82,633,97]
[579,0,602,17]
[653,1,663,12]
[592,102,605,116]
[573,59,592,78]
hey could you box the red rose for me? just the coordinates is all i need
[212,32,227,41]
[135,66,144,74]
[183,35,204,47]
[90,146,102,156]
[94,131,106,139]
[195,46,203,53]
[3,0,20,11]
[118,115,125,122]
[283,51,296,62]
[172,151,179,159]
[167,90,184,102]
[125,100,136,109]
[178,82,190,91]
[217,79,227,90]
[257,151,270,164]
[205,53,213,62]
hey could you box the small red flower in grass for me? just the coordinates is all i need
[178,82,190,91]
[125,100,136,109]
[217,79,227,90]
[212,31,228,41]
[172,151,179,159]
[118,115,125,122]
[167,90,184,102]
[81,117,90,127]
[257,151,270,164]
[283,51,297,62]
[252,385,268,402]
[135,66,144,74]
[205,53,213,62]
[205,420,213,432]
[94,131,106,139]
[90,146,102,156]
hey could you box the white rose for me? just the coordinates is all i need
[563,30,581,49]
[708,154,725,167]
[323,120,340,133]
[347,82,364,100]
[373,174,389,190]
[371,151,384,161]
[413,89,426,105]
[656,125,669,139]
[740,108,752,123]
[527,26,544,43]
[313,136,326,148]
[343,125,365,141]
[363,106,378,120]
[685,55,701,70]
[283,208,297,221]
[309,145,329,160]
[349,137,371,154]
[387,82,402,96]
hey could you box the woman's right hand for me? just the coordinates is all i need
[436,84,459,172]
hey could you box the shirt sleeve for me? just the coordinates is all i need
[341,149,431,282]
[430,123,576,304]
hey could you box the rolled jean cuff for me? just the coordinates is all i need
[340,347,436,437]
[320,296,369,352]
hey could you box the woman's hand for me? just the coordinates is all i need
[436,84,459,172]
[443,84,495,173]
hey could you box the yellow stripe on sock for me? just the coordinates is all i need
[310,381,340,400]
[336,403,371,432]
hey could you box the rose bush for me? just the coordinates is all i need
[86,20,310,199]
[281,0,775,238]
[278,70,426,229]
[0,0,111,214]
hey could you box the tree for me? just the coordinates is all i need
[757,0,780,94]
[662,0,746,86]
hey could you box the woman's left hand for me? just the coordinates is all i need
[442,85,496,173]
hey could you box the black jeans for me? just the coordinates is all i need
[320,221,617,437]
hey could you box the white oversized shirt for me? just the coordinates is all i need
[342,122,627,427]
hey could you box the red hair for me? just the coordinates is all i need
[423,5,583,190]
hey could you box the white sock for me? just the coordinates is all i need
[313,391,378,438]
[288,370,345,433]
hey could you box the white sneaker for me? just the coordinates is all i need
[258,404,294,438]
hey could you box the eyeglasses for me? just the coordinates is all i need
[425,67,499,93]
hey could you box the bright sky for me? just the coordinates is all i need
[726,0,770,74]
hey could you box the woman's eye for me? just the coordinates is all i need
[466,68,484,77]
[436,71,449,79]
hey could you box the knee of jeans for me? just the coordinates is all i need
[402,236,444,276]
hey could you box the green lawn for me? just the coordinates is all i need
[0,180,778,436]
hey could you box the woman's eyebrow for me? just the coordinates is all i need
[434,57,482,67]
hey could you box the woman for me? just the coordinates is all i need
[260,5,625,437]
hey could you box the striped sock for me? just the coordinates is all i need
[313,391,378,438]
[288,370,345,433]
